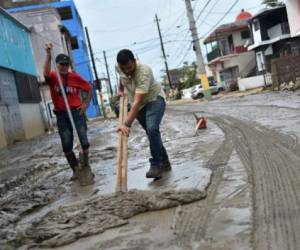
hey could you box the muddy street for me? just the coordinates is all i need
[1,91,300,250]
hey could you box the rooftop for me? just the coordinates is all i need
[250,4,286,21]
[204,9,252,44]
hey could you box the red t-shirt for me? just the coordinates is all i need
[47,71,92,111]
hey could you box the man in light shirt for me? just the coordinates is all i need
[116,49,171,179]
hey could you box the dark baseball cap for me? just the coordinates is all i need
[55,54,70,64]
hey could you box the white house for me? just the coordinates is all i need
[248,5,300,73]
[204,9,256,90]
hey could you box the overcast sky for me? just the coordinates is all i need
[74,0,264,87]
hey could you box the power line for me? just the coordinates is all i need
[195,0,213,22]
[202,0,240,39]
[161,8,187,36]
[198,0,222,25]
[176,43,193,68]
[169,0,212,67]
[172,0,240,68]
[155,13,172,88]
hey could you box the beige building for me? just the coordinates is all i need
[204,10,256,90]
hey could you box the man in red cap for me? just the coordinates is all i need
[43,43,93,180]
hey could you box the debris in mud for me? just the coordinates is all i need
[10,188,206,248]
[280,79,300,91]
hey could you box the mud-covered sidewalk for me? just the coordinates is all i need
[1,90,300,250]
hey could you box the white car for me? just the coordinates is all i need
[191,82,224,99]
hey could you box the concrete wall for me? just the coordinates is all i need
[210,51,255,84]
[285,0,300,37]
[232,29,249,47]
[11,8,68,83]
[268,23,284,39]
[19,104,44,139]
[219,51,255,77]
[238,75,265,91]
[0,67,26,145]
[0,114,7,148]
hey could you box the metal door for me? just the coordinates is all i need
[0,68,25,144]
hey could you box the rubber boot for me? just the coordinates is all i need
[65,152,78,181]
[79,151,89,167]
[146,165,164,179]
[77,151,95,186]
[162,159,172,171]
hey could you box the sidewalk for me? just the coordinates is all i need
[168,87,265,105]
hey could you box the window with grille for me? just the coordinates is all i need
[15,72,41,103]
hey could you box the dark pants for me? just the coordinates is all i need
[56,109,90,154]
[137,96,168,166]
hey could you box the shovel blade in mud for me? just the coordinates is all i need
[75,165,95,186]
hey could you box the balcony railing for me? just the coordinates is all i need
[207,48,221,62]
[207,46,248,62]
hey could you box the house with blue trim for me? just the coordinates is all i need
[0,7,44,148]
[1,0,101,118]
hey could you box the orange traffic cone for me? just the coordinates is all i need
[192,112,207,133]
[197,117,207,129]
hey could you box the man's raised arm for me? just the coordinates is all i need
[44,43,53,79]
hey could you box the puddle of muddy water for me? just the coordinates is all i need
[1,111,225,249]
[198,150,252,250]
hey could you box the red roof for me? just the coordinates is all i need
[204,9,252,44]
[236,9,252,21]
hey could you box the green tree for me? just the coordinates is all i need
[179,61,200,90]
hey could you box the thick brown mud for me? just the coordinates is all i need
[13,188,206,248]
[0,108,215,249]
[1,91,300,250]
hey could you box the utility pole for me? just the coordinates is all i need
[103,50,113,97]
[155,13,173,89]
[184,0,211,98]
[85,26,106,118]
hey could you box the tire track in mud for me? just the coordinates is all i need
[211,115,300,250]
[171,121,234,248]
[169,107,300,250]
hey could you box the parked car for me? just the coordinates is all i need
[191,81,224,99]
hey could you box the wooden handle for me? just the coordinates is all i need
[121,96,128,191]
[116,96,128,192]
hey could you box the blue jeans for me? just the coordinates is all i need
[137,96,168,166]
[56,109,90,153]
